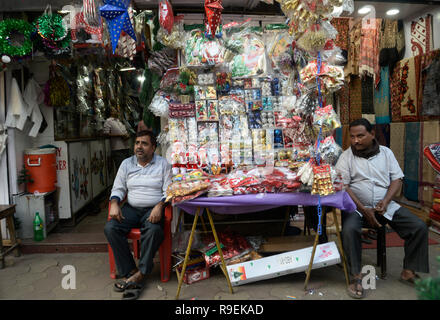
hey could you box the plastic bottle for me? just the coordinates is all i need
[33,212,44,241]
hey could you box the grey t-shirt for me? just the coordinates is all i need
[335,145,404,220]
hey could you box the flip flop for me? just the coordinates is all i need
[122,287,144,300]
[399,274,421,287]
[113,280,143,293]
[367,230,377,240]
[346,278,365,299]
[361,236,373,244]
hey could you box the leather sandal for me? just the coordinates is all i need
[399,274,421,287]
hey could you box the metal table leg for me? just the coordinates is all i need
[175,207,200,300]
[206,209,234,295]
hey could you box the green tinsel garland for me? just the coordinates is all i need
[140,69,161,130]
[0,19,33,57]
[35,13,68,42]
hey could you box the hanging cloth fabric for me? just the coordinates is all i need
[5,77,30,131]
[23,77,45,137]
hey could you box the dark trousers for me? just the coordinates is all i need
[341,206,429,276]
[104,203,164,278]
[303,206,330,243]
[112,149,130,172]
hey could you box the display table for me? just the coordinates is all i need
[174,191,356,299]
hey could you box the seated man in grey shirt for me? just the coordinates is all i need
[104,130,172,300]
[335,118,429,299]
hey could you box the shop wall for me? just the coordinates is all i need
[403,7,440,59]
[5,59,52,198]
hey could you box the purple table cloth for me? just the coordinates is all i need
[176,191,356,215]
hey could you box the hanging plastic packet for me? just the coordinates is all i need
[311,164,335,196]
[159,0,174,34]
[297,23,328,54]
[148,91,170,117]
[317,136,343,166]
[312,105,341,137]
[265,25,294,77]
[298,161,314,187]
[321,46,347,66]
[184,29,205,67]
[157,14,185,49]
[222,19,251,62]
[160,68,180,93]
[229,26,267,78]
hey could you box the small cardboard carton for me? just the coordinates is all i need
[227,241,341,286]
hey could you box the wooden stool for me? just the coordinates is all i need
[0,205,21,269]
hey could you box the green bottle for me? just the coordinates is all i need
[33,212,44,241]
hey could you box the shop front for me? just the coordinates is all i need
[0,0,439,296]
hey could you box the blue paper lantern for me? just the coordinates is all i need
[99,0,136,53]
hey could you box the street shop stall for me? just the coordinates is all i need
[145,0,357,297]
[0,4,147,231]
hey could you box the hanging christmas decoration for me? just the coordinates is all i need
[71,11,103,42]
[83,0,102,27]
[0,19,33,58]
[204,0,223,38]
[43,64,71,107]
[276,0,345,38]
[115,5,137,60]
[159,0,174,34]
[99,0,137,53]
[33,13,71,57]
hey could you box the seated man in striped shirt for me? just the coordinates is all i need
[104,130,172,300]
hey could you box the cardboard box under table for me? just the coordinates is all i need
[174,192,356,299]
[227,241,340,286]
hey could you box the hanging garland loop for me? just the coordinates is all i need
[0,19,33,57]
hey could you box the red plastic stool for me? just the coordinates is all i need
[107,203,173,282]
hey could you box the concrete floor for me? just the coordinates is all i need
[1,235,439,300]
